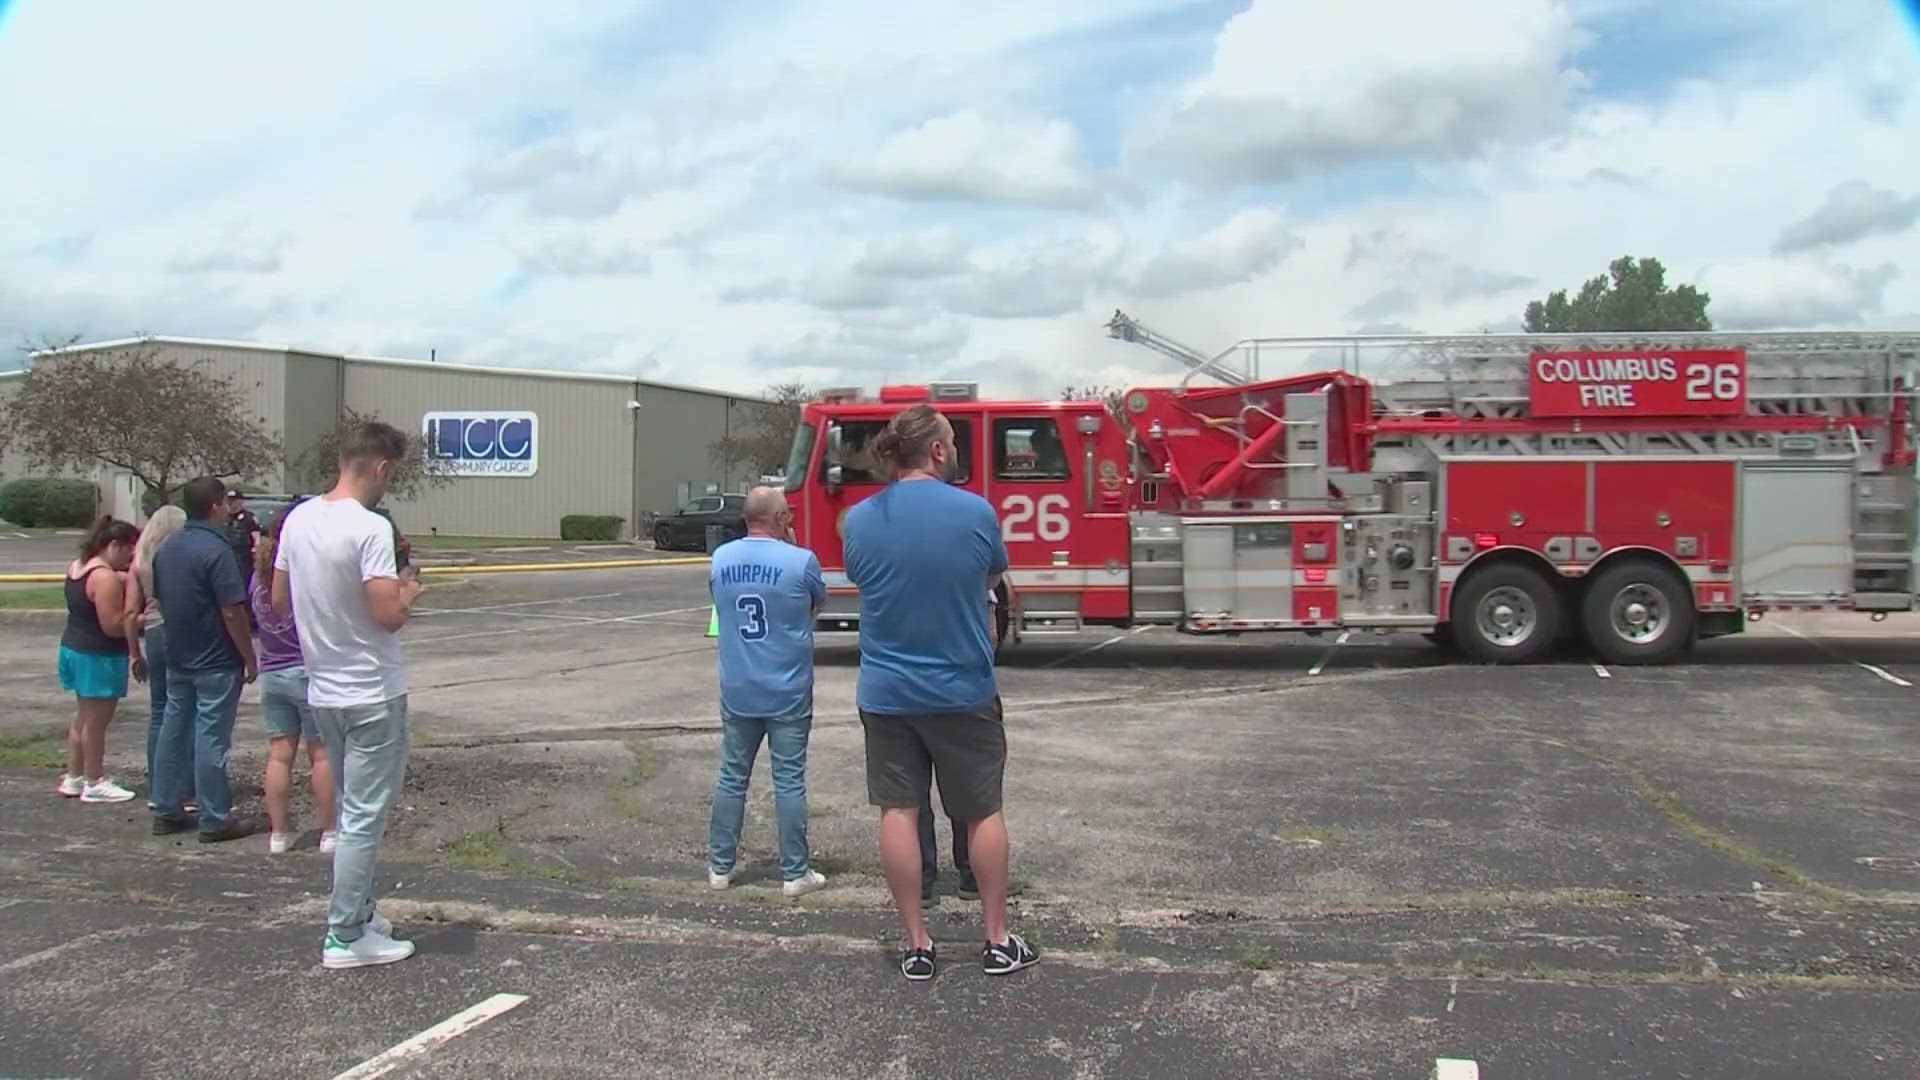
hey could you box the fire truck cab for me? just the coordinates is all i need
[782,314,1920,665]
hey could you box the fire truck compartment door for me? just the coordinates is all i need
[1738,465,1854,597]
[1181,521,1293,621]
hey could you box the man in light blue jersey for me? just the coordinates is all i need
[706,486,829,898]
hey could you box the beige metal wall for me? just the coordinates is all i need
[0,342,289,494]
[341,360,638,537]
[633,383,747,522]
[281,351,344,489]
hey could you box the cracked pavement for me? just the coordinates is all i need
[2,565,1918,1078]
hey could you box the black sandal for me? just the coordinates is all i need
[900,944,936,982]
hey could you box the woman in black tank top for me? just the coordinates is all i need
[56,517,139,803]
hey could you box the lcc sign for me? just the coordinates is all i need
[422,411,539,477]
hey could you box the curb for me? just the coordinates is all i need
[0,608,65,622]
[428,556,710,576]
[0,556,709,585]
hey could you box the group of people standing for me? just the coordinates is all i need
[707,403,1039,982]
[54,422,426,970]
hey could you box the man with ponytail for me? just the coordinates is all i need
[842,403,1040,982]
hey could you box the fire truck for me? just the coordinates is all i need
[781,311,1920,664]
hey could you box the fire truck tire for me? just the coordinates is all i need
[992,583,1011,654]
[1450,563,1562,664]
[1581,560,1695,665]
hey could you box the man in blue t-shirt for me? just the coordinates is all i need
[843,403,1040,982]
[706,486,829,899]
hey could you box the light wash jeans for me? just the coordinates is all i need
[313,694,409,942]
[155,666,242,829]
[142,624,186,792]
[708,703,813,881]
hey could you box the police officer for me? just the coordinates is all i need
[224,490,261,593]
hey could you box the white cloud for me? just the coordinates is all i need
[1131,209,1302,298]
[0,0,1916,395]
[1135,0,1583,184]
[828,110,1101,208]
[1774,180,1920,255]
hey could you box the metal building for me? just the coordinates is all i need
[0,336,767,537]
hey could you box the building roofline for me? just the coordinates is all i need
[28,334,767,402]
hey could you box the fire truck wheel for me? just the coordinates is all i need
[1581,560,1695,665]
[1450,563,1561,664]
[993,584,1011,653]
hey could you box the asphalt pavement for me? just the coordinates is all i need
[1,565,1917,1077]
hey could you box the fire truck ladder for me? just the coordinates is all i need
[1105,310,1249,387]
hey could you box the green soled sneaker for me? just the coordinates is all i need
[321,929,415,970]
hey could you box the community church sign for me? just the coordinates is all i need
[422,411,539,477]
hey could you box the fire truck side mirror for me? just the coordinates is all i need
[824,424,844,494]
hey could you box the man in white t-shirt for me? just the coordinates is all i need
[273,420,423,970]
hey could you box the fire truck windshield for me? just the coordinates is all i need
[782,421,816,493]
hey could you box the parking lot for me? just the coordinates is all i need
[1,563,1917,1078]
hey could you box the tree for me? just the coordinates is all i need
[706,382,813,483]
[1060,384,1125,418]
[0,345,282,505]
[290,407,458,503]
[1523,256,1713,333]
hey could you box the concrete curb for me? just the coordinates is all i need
[0,556,708,585]
[0,608,65,622]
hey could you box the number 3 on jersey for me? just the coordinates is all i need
[735,594,767,640]
[1001,493,1071,543]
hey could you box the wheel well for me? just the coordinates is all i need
[1581,547,1693,604]
[1453,547,1559,596]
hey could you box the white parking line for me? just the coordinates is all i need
[1776,623,1913,687]
[1432,1060,1479,1080]
[1307,630,1351,676]
[330,993,529,1080]
[1591,662,1611,679]
[1041,625,1153,668]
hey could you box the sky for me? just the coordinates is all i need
[1,0,1917,397]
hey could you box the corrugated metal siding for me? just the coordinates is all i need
[634,385,743,520]
[1,343,289,491]
[145,341,290,489]
[281,352,343,490]
[342,360,637,537]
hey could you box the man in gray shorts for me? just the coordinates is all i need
[842,403,1039,981]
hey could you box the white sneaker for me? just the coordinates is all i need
[782,870,828,898]
[321,928,415,970]
[269,832,291,854]
[319,831,338,855]
[80,778,136,804]
[56,773,84,798]
[707,863,739,890]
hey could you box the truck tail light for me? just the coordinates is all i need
[1472,533,1500,550]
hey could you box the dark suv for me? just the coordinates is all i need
[652,493,746,551]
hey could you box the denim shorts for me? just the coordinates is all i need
[58,645,128,700]
[258,666,318,740]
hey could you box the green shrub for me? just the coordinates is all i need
[560,514,625,541]
[0,478,100,528]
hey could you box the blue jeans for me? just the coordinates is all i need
[142,625,185,792]
[708,704,813,881]
[314,695,409,942]
[155,666,242,829]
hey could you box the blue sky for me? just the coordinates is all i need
[0,0,1916,394]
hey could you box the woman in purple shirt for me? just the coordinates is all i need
[252,502,338,855]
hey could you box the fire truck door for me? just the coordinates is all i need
[985,414,1092,606]
[817,412,984,572]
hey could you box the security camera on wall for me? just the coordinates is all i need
[626,399,642,410]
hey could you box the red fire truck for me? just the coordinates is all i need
[781,311,1920,664]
